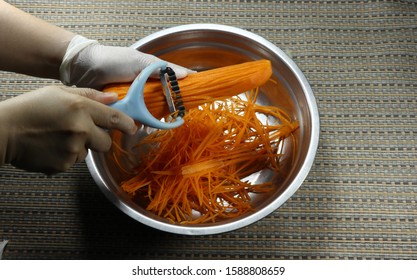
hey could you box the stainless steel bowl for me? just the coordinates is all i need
[86,24,320,235]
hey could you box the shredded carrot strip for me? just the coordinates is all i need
[114,89,299,224]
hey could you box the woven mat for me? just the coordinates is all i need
[0,0,416,260]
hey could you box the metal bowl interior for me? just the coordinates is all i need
[86,24,319,235]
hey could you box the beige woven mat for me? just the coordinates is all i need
[0,0,416,259]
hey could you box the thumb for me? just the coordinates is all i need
[63,87,119,104]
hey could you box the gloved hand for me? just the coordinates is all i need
[59,35,194,89]
[0,86,137,174]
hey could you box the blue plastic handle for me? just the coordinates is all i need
[110,61,184,130]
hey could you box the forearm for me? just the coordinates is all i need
[0,0,75,79]
[0,102,10,166]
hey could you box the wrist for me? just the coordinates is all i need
[44,32,76,80]
[59,35,98,86]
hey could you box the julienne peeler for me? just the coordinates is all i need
[110,61,185,130]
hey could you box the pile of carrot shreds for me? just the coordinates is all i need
[109,60,299,224]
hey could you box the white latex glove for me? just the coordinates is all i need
[59,35,194,89]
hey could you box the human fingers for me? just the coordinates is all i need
[84,98,137,135]
[85,124,113,152]
[63,86,118,104]
[63,87,137,135]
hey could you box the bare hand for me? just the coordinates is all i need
[0,86,137,174]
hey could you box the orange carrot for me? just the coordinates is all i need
[104,60,272,120]
[114,89,299,224]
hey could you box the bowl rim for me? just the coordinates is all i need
[86,24,320,235]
